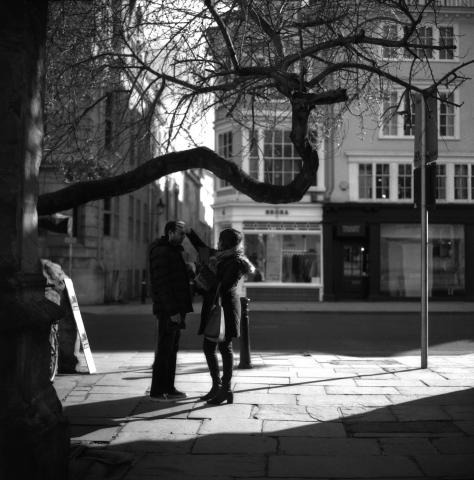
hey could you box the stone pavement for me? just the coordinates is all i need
[55,350,474,479]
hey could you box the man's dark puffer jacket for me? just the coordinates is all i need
[149,236,193,318]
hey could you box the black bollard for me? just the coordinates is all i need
[141,281,147,304]
[238,297,253,369]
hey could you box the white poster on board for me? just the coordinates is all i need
[64,277,96,374]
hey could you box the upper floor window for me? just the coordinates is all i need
[264,130,301,185]
[381,23,456,61]
[381,89,458,139]
[454,164,469,200]
[436,164,446,200]
[103,197,119,237]
[217,131,232,188]
[358,163,390,200]
[398,164,412,200]
[353,161,474,203]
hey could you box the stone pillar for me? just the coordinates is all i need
[0,1,70,478]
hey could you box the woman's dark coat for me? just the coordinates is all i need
[187,230,248,338]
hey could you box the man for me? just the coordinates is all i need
[149,220,193,401]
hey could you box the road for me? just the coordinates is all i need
[81,307,474,356]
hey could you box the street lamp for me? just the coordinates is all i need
[156,198,166,216]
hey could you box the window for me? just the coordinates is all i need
[359,164,373,199]
[217,131,232,188]
[244,232,321,283]
[439,26,455,60]
[376,164,390,199]
[264,130,307,185]
[380,224,465,297]
[104,92,113,149]
[135,198,141,242]
[103,198,119,237]
[381,23,456,61]
[103,198,112,236]
[439,92,455,137]
[412,26,434,59]
[381,89,457,138]
[382,23,399,59]
[398,164,412,200]
[454,164,468,200]
[128,196,134,240]
[436,164,446,200]
[143,202,149,243]
[249,130,260,180]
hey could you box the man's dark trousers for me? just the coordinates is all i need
[150,315,181,395]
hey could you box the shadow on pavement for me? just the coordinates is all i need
[64,379,474,479]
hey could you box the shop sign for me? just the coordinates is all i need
[337,224,366,237]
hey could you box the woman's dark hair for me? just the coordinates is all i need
[219,228,242,249]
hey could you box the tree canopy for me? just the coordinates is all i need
[39,0,474,215]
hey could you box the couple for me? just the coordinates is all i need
[149,220,254,405]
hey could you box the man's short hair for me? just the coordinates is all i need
[164,220,184,237]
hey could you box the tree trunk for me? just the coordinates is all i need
[0,1,70,478]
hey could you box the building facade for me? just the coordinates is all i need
[213,109,326,302]
[323,2,474,301]
[212,1,474,302]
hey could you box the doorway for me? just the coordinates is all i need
[341,241,369,298]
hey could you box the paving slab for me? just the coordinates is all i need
[129,454,265,478]
[192,434,277,454]
[278,437,381,456]
[415,454,474,477]
[262,420,346,437]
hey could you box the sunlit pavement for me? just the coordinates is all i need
[56,350,474,480]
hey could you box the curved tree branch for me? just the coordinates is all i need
[38,147,311,215]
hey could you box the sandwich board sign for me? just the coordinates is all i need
[64,277,96,374]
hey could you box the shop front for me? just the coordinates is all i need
[243,221,323,301]
[323,203,474,301]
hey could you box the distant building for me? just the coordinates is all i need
[323,3,474,301]
[39,1,212,304]
[212,1,474,302]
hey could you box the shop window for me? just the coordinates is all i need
[380,224,465,297]
[398,164,412,200]
[217,131,232,188]
[454,164,468,200]
[244,232,321,284]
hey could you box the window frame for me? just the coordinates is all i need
[380,88,459,140]
[216,130,233,190]
[380,22,457,62]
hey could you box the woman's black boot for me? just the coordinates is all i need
[199,381,221,401]
[207,385,233,405]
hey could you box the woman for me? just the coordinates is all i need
[187,227,254,405]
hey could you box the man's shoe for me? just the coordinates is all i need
[167,389,187,399]
[150,393,172,402]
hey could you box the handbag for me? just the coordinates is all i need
[204,283,225,342]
